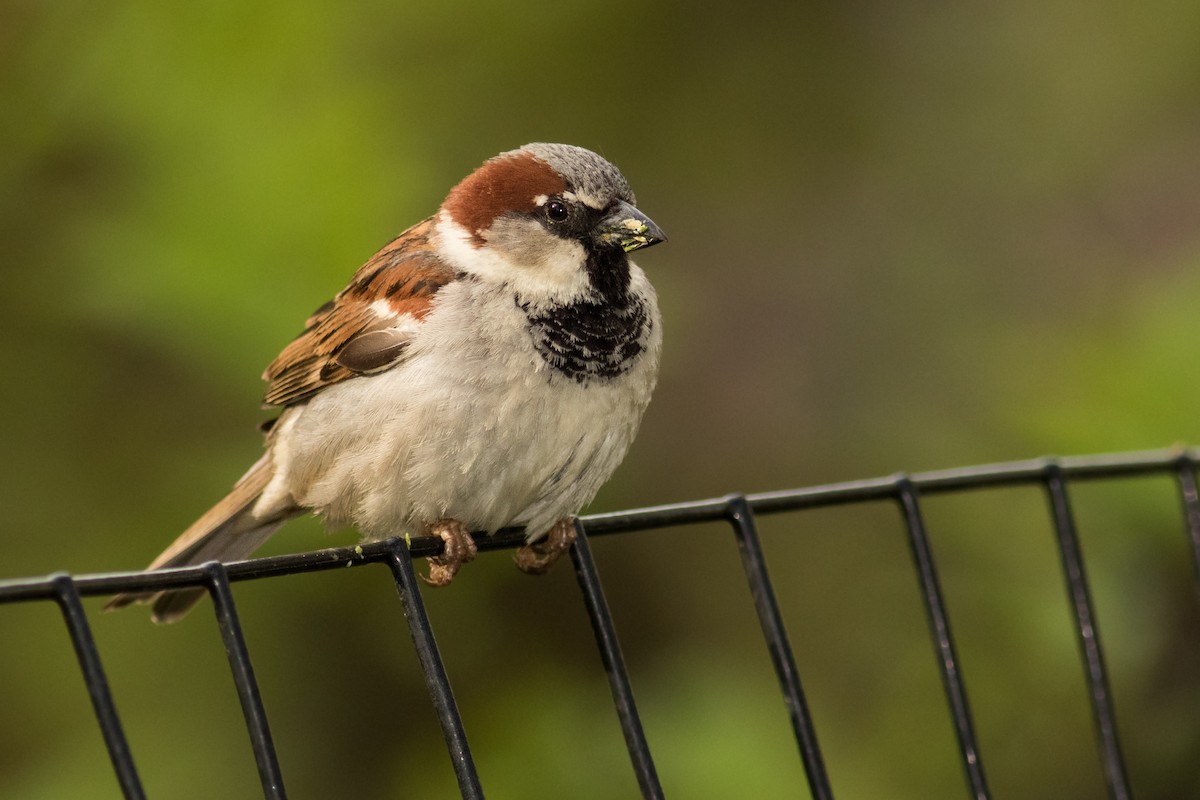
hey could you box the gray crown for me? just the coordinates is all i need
[518,143,635,207]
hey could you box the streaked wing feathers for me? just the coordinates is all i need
[262,218,454,407]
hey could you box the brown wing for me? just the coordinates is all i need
[262,218,455,407]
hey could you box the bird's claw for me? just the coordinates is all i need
[515,517,577,575]
[423,519,478,586]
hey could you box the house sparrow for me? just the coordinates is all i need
[106,143,665,623]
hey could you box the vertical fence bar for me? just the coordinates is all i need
[384,540,483,800]
[203,562,288,800]
[894,479,990,800]
[1172,457,1200,593]
[1042,464,1131,800]
[569,520,664,800]
[51,574,146,800]
[725,495,834,800]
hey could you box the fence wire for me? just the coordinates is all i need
[3,447,1200,799]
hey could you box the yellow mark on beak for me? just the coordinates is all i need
[618,218,652,252]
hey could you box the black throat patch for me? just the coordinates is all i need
[519,249,651,383]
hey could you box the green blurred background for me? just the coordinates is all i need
[3,1,1200,798]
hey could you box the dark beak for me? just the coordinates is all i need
[594,200,667,253]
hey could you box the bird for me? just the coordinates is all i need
[106,142,666,623]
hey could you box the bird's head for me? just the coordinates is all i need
[436,143,665,305]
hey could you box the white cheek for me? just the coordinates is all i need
[435,212,591,304]
[435,214,523,282]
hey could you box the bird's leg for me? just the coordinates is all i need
[423,518,478,587]
[515,517,577,575]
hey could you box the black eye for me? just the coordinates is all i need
[545,200,569,222]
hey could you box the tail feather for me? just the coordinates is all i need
[144,522,283,624]
[106,455,298,623]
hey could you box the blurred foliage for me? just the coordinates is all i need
[3,0,1200,797]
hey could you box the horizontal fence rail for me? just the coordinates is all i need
[3,446,1200,798]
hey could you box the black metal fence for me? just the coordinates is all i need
[3,447,1199,799]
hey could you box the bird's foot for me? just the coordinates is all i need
[515,517,577,575]
[423,519,478,586]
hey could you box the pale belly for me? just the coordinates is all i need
[266,332,655,542]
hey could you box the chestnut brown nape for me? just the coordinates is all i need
[442,152,566,245]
